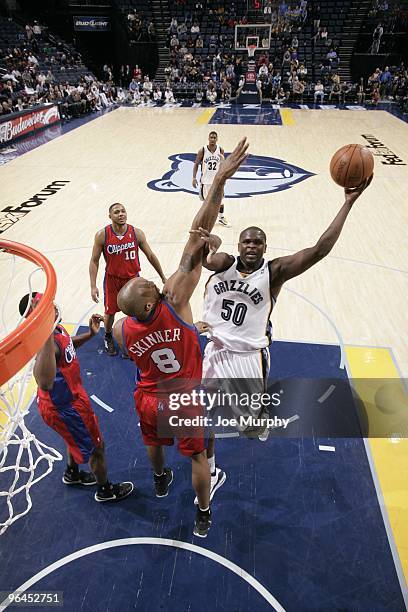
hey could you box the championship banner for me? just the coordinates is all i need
[0,105,60,146]
[73,16,111,31]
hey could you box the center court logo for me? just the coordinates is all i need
[147,153,314,198]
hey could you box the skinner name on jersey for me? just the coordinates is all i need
[129,328,181,356]
[106,241,135,255]
[212,279,263,305]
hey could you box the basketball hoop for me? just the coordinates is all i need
[0,240,57,386]
[247,44,256,58]
[0,240,61,536]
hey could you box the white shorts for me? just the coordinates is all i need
[203,341,270,385]
[202,342,271,435]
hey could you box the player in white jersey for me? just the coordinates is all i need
[192,131,229,227]
[194,175,372,475]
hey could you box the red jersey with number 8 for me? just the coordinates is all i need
[122,301,202,394]
[103,224,141,279]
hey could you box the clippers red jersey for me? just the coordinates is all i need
[36,325,102,464]
[103,224,141,279]
[37,325,88,406]
[122,301,203,394]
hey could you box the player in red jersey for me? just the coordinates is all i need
[89,202,166,356]
[19,292,134,502]
[113,138,249,537]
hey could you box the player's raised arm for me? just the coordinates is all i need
[89,230,105,303]
[270,178,372,287]
[164,138,248,313]
[33,335,59,391]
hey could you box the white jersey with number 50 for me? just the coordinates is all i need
[203,258,274,352]
[201,144,222,185]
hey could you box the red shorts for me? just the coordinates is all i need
[104,274,133,315]
[38,396,103,464]
[134,388,206,457]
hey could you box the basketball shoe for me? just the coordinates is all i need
[104,333,117,356]
[194,507,212,538]
[154,468,174,497]
[194,466,226,505]
[94,481,134,502]
[62,467,96,486]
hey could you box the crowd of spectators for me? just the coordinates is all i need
[0,18,123,120]
[1,4,407,122]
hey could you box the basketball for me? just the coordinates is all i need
[329,144,374,188]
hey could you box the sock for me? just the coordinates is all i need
[154,471,164,477]
[105,331,112,337]
[198,506,210,513]
[219,204,224,214]
[208,455,215,475]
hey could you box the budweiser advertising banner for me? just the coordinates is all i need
[0,104,60,145]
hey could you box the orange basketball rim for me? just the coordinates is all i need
[0,240,57,386]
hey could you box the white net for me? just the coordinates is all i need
[0,249,62,536]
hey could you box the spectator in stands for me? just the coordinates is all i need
[264,0,272,20]
[371,23,383,54]
[314,80,324,103]
[340,81,350,104]
[148,22,156,40]
[27,52,38,67]
[170,34,179,49]
[142,76,153,103]
[220,77,232,101]
[129,78,139,102]
[196,35,203,48]
[292,77,304,103]
[206,80,217,104]
[133,65,142,82]
[368,67,381,86]
[2,99,13,114]
[329,80,341,102]
[326,48,338,69]
[356,78,366,104]
[25,23,33,41]
[371,83,380,104]
[168,17,178,34]
[191,22,200,34]
[258,63,269,79]
[379,65,391,96]
[164,86,175,103]
[32,21,42,39]
[275,86,287,104]
[298,63,307,78]
[153,86,162,102]
[256,76,263,103]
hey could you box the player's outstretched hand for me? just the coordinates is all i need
[91,286,99,303]
[189,227,222,264]
[217,137,249,180]
[89,314,103,336]
[344,174,373,207]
